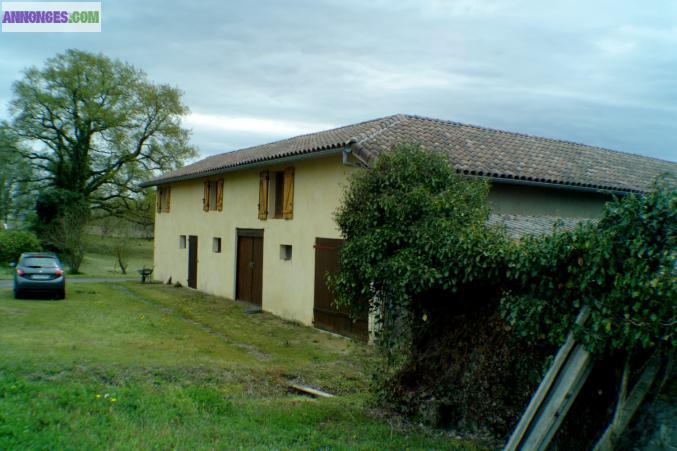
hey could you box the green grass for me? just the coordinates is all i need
[0,234,153,280]
[0,282,479,449]
[0,265,13,279]
[75,234,154,278]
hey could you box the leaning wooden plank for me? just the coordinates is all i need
[504,306,590,451]
[593,352,663,451]
[528,343,593,450]
[288,383,335,398]
[503,332,576,450]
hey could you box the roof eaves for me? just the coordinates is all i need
[139,145,345,187]
[456,168,643,194]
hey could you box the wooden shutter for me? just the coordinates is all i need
[283,167,294,220]
[203,182,210,212]
[156,188,162,213]
[216,179,224,211]
[258,171,269,220]
[165,187,171,213]
[274,172,284,218]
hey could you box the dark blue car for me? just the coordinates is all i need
[13,252,66,300]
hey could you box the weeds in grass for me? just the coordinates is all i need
[0,283,480,449]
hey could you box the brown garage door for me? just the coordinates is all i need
[313,238,368,341]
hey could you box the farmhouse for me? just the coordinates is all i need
[140,114,675,338]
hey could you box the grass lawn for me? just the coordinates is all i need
[0,234,153,280]
[75,234,154,278]
[0,282,478,449]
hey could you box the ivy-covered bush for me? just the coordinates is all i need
[332,145,527,433]
[500,177,675,449]
[0,229,41,263]
[333,145,675,444]
[333,144,507,348]
[501,177,676,355]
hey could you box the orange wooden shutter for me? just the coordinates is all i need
[258,171,269,220]
[156,188,162,213]
[282,167,294,219]
[165,187,171,213]
[203,182,210,212]
[216,179,224,211]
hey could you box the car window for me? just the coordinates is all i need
[22,257,59,268]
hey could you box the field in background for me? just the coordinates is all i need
[0,234,153,280]
[0,282,478,449]
[79,233,153,277]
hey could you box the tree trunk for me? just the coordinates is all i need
[114,244,128,274]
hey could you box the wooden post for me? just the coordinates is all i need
[504,307,592,451]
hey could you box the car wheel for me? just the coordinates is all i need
[14,290,23,299]
[56,291,65,300]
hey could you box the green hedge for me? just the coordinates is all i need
[502,177,676,355]
[0,230,42,263]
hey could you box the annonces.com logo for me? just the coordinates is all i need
[2,2,101,32]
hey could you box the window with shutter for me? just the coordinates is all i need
[282,167,294,219]
[201,181,222,212]
[157,187,171,213]
[258,171,269,220]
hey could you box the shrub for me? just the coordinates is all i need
[334,145,675,445]
[501,176,676,355]
[332,144,507,346]
[0,230,41,263]
[500,176,676,449]
[332,144,525,434]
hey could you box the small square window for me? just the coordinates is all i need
[280,244,292,261]
[179,235,186,249]
[213,237,222,253]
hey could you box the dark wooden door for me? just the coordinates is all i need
[236,230,263,305]
[313,238,368,340]
[251,237,263,304]
[187,235,198,289]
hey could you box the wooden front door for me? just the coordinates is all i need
[187,235,198,289]
[313,238,368,340]
[236,229,264,305]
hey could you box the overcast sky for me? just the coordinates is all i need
[1,0,676,162]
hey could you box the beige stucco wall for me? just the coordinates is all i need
[153,154,357,325]
[153,156,611,326]
[488,183,609,217]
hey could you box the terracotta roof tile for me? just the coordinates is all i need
[143,114,676,192]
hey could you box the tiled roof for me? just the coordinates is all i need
[488,213,589,239]
[142,114,676,193]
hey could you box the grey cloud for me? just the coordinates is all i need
[0,0,675,161]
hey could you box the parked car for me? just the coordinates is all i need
[13,252,66,299]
